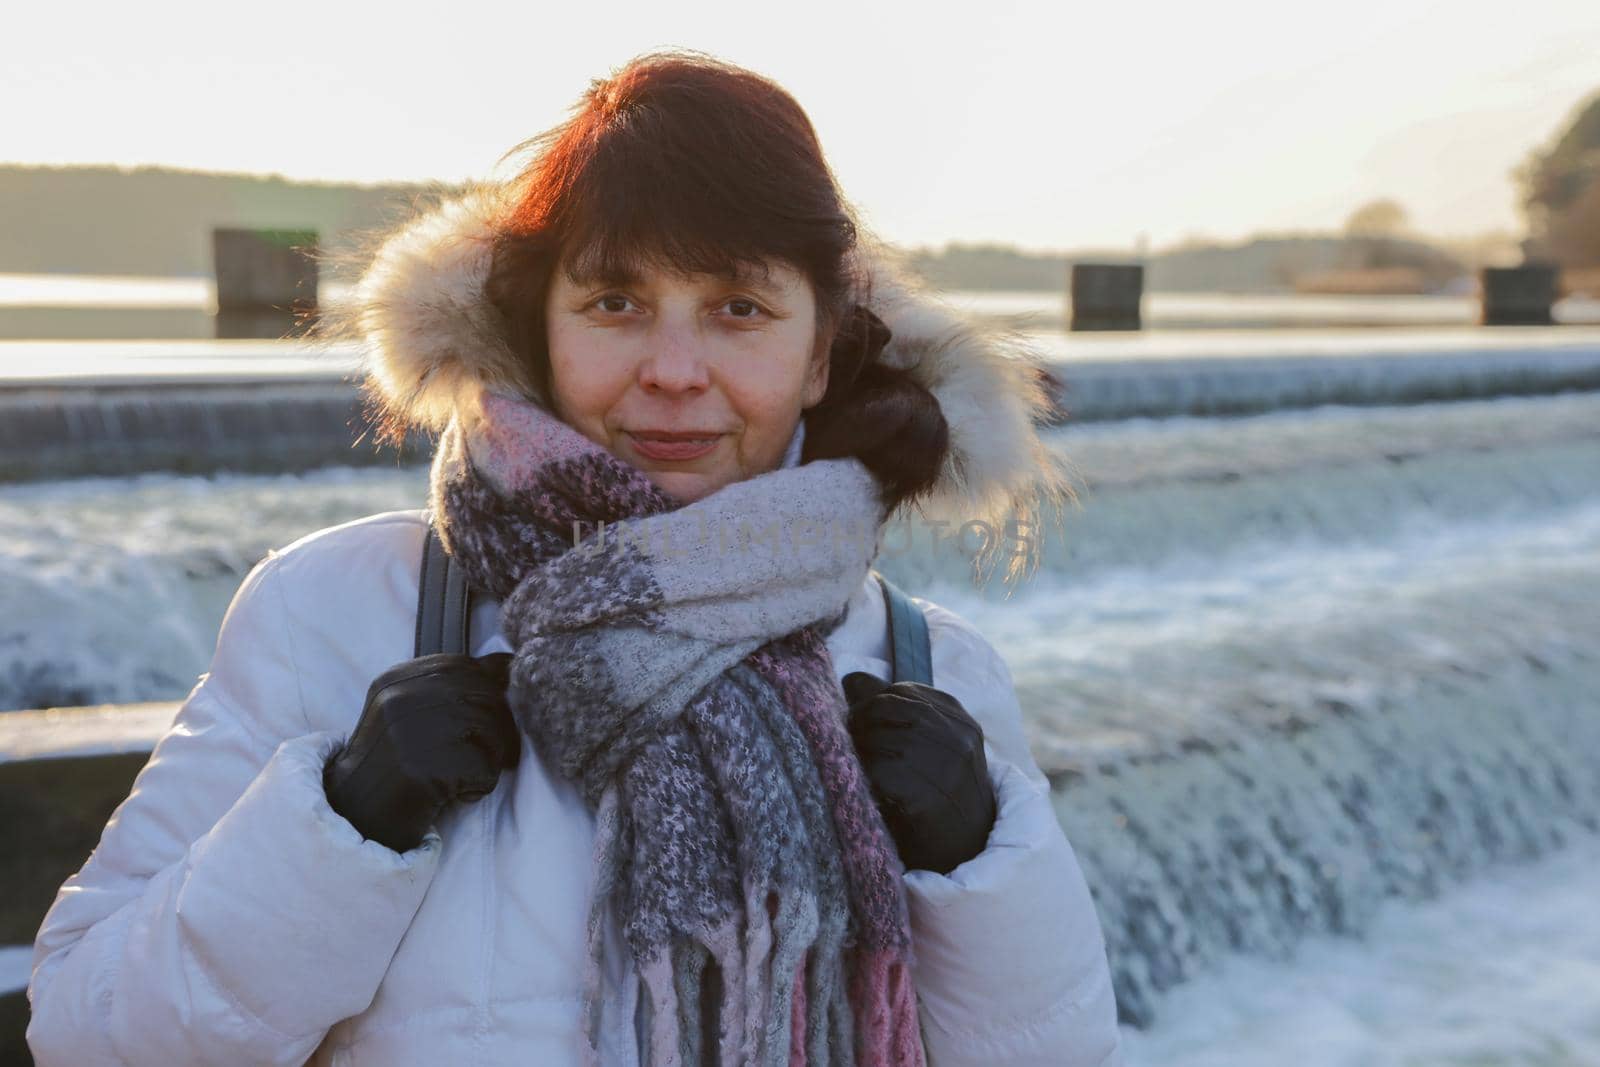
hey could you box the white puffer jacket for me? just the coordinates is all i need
[27,188,1123,1066]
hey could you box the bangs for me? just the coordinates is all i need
[555,194,788,294]
[563,231,780,292]
[548,112,834,292]
[559,223,778,291]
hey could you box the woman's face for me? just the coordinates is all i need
[544,256,829,504]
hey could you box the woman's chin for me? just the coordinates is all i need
[642,468,725,505]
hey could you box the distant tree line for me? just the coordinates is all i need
[904,232,1467,294]
[1517,90,1600,268]
[11,115,1598,295]
[0,165,464,277]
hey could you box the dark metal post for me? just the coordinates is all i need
[1481,264,1558,326]
[1070,263,1144,331]
[212,228,319,339]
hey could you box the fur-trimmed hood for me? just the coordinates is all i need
[338,185,1069,582]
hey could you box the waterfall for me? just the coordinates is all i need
[6,366,1599,1043]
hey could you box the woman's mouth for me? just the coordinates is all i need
[626,431,724,461]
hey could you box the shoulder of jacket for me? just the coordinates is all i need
[833,576,1008,682]
[248,508,430,652]
[264,508,429,584]
[915,594,1008,678]
[213,510,431,734]
[271,507,429,559]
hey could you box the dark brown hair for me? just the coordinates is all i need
[484,49,947,512]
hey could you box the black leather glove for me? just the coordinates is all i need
[842,672,998,875]
[323,652,521,853]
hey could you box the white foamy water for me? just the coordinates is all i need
[6,390,1598,725]
[0,466,426,709]
[881,392,1600,756]
[1118,832,1600,1067]
[3,386,1598,1060]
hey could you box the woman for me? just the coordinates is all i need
[26,51,1121,1066]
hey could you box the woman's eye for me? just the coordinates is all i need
[594,294,634,314]
[724,298,764,320]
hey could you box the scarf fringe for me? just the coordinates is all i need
[751,885,819,1066]
[848,949,924,1066]
[581,783,625,1067]
[571,707,925,1067]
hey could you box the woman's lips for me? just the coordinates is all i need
[626,431,724,461]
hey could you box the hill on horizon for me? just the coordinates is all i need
[3,164,1473,293]
[0,164,466,277]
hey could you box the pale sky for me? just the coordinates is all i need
[6,0,1599,254]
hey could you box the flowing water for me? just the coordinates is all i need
[4,347,1599,1060]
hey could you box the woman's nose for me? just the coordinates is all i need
[637,322,711,394]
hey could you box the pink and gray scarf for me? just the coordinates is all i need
[428,390,927,1067]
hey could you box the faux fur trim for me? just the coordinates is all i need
[337,187,1071,583]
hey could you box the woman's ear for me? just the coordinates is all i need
[802,338,831,409]
[810,303,892,411]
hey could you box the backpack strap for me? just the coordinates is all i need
[873,570,933,685]
[416,522,474,657]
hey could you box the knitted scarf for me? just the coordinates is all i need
[428,390,927,1067]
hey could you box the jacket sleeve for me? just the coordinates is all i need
[26,552,443,1067]
[904,611,1123,1067]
